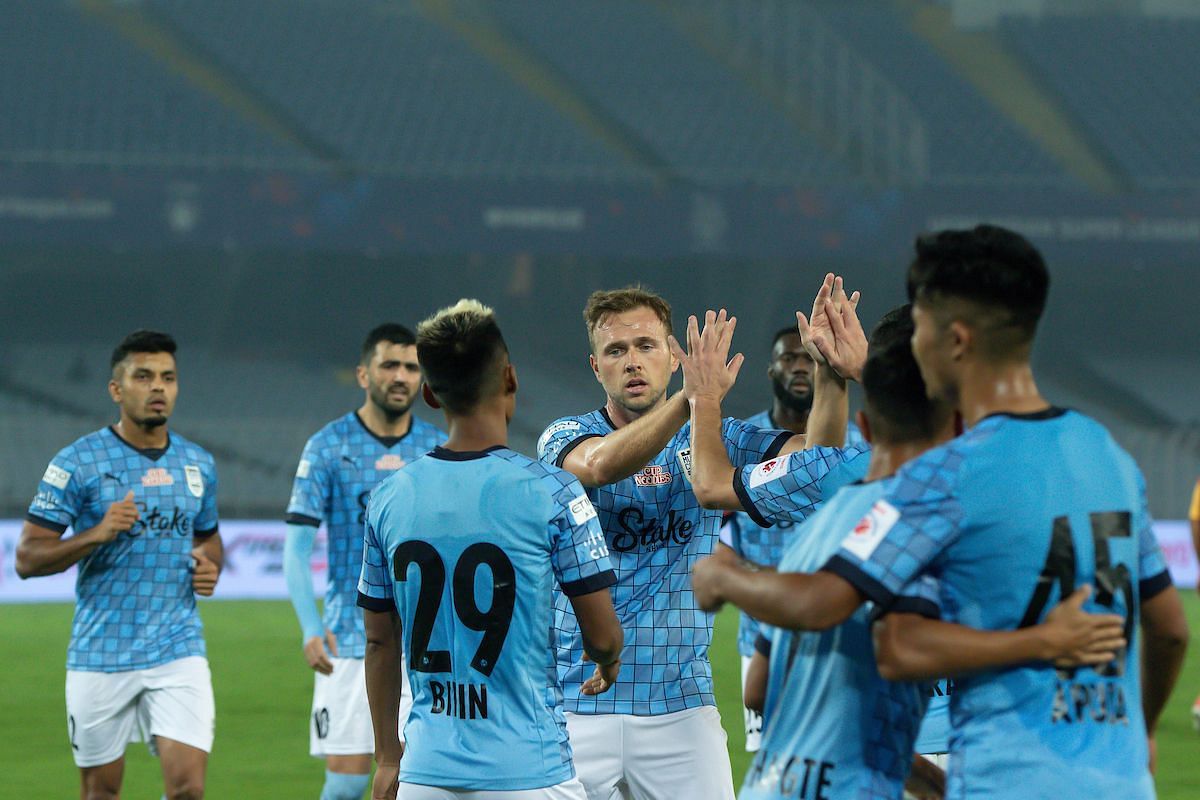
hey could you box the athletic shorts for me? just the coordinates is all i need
[65,656,214,768]
[397,777,587,799]
[565,706,735,800]
[740,655,763,753]
[310,656,412,757]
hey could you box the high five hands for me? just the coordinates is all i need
[669,308,745,401]
[796,273,868,383]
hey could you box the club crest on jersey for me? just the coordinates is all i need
[748,456,790,489]
[141,467,174,487]
[840,499,900,560]
[634,465,672,487]
[184,465,204,498]
[375,454,406,471]
[676,448,694,483]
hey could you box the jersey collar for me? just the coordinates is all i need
[107,426,171,462]
[429,445,507,461]
[979,406,1068,423]
[354,411,412,448]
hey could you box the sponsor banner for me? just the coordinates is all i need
[0,520,328,603]
[1,519,1194,603]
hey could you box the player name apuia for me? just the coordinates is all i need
[1051,676,1129,725]
[429,681,489,720]
[744,749,835,800]
[610,508,694,552]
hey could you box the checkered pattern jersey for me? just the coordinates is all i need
[537,409,791,715]
[286,412,443,659]
[357,446,616,791]
[743,479,939,800]
[823,409,1172,800]
[26,427,219,672]
[724,410,870,656]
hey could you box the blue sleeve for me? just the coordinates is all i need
[732,446,859,528]
[286,436,332,526]
[871,573,942,622]
[194,457,219,536]
[547,472,617,596]
[537,416,603,468]
[1134,471,1171,600]
[25,447,86,533]
[822,448,965,608]
[721,417,793,468]
[356,505,395,612]
[284,523,325,640]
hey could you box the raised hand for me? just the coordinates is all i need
[668,308,745,402]
[796,274,861,368]
[815,293,869,382]
[99,490,139,541]
[1041,585,1127,668]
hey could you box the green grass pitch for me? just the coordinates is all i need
[4,595,1198,797]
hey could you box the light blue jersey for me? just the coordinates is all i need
[825,409,1172,799]
[358,446,616,791]
[26,427,218,672]
[915,680,952,755]
[287,411,443,659]
[538,409,790,715]
[741,480,938,800]
[723,411,867,657]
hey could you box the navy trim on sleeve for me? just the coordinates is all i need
[870,595,940,623]
[821,555,896,609]
[193,526,219,539]
[24,513,68,534]
[356,592,396,613]
[554,434,603,469]
[285,513,322,528]
[560,570,617,598]
[754,633,772,657]
[761,431,795,462]
[731,468,772,528]
[1139,570,1173,602]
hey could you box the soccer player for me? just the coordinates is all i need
[285,323,444,800]
[692,225,1191,798]
[357,300,623,799]
[720,323,866,751]
[15,330,222,800]
[537,287,810,800]
[686,305,1125,799]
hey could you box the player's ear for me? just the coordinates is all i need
[355,363,369,390]
[422,383,441,410]
[589,353,601,382]
[947,320,971,362]
[855,410,871,445]
[504,363,518,397]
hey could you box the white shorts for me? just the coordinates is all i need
[65,656,214,768]
[740,655,763,753]
[397,777,587,799]
[310,656,412,758]
[565,707,735,800]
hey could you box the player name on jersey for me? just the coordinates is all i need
[744,749,836,800]
[429,680,489,720]
[1051,674,1129,725]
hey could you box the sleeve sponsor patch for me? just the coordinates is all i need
[840,499,900,561]
[538,420,582,456]
[568,493,598,526]
[747,456,789,489]
[41,464,71,490]
[295,459,311,479]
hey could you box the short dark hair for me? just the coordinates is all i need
[583,286,672,352]
[771,325,801,350]
[906,224,1049,354]
[110,330,176,372]
[861,305,948,443]
[417,300,508,414]
[361,323,416,364]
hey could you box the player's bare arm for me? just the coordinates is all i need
[1139,585,1189,738]
[14,489,138,578]
[570,588,624,696]
[560,392,690,487]
[691,543,864,630]
[364,607,405,798]
[191,532,223,597]
[872,585,1127,681]
[905,755,946,800]
[670,309,746,511]
[742,649,768,714]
